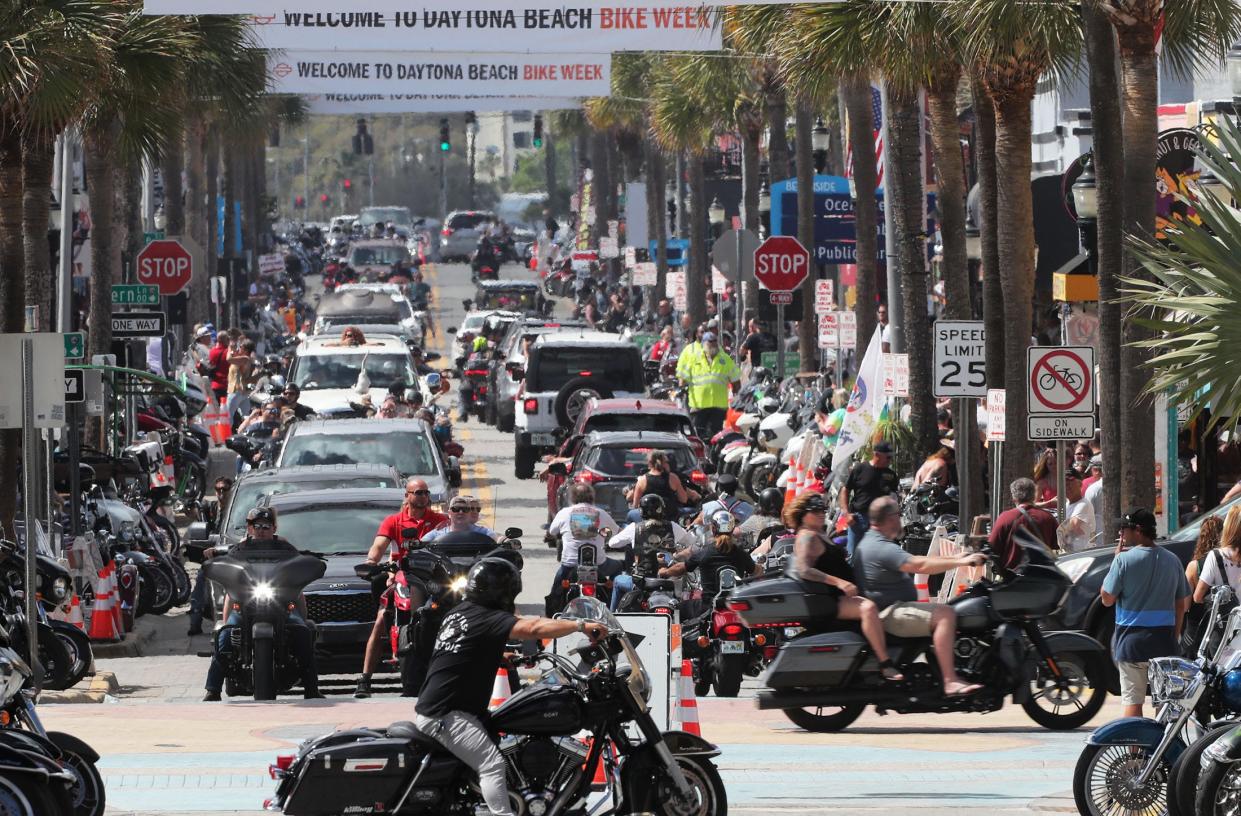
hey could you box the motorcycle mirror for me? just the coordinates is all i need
[79,464,97,486]
[504,527,523,540]
[446,327,458,335]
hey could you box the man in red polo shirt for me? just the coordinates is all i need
[356,478,448,697]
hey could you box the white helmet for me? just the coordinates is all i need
[758,396,781,417]
[710,509,736,536]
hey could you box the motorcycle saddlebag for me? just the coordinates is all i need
[730,576,840,628]
[763,631,870,689]
[282,737,415,815]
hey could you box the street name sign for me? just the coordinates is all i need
[111,284,160,306]
[933,320,986,398]
[1027,346,1095,414]
[1028,414,1094,442]
[111,311,166,338]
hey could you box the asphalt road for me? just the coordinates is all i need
[39,260,1109,815]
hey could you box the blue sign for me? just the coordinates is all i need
[649,238,690,268]
[770,175,935,264]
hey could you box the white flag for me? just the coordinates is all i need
[831,327,886,472]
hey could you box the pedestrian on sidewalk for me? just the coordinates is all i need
[987,478,1058,571]
[838,442,899,556]
[1100,508,1190,718]
[1057,470,1095,554]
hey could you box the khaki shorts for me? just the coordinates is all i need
[879,601,937,637]
[1117,661,1150,706]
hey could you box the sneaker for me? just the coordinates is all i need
[354,677,372,699]
[202,690,222,702]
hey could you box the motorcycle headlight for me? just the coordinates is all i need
[253,582,276,603]
[1059,557,1095,584]
[50,576,69,602]
[0,651,30,701]
[1149,657,1201,703]
[449,575,468,594]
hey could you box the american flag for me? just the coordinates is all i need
[844,85,885,188]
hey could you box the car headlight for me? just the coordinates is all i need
[253,582,276,603]
[50,576,69,602]
[1059,557,1095,584]
[1149,656,1201,702]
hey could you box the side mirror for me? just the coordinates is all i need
[505,527,523,540]
[546,462,567,476]
[187,522,209,544]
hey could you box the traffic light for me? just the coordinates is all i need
[342,178,352,191]
[352,118,373,155]
[533,115,544,148]
[294,195,305,209]
[439,118,451,152]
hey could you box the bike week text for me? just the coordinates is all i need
[275,8,711,30]
[295,61,603,82]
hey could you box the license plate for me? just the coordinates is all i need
[720,640,746,654]
[784,627,803,638]
[531,433,556,446]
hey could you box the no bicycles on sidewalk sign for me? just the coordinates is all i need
[1026,345,1095,441]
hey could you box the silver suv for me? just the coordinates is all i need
[512,332,645,479]
[489,318,587,433]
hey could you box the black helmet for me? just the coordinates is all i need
[758,487,784,516]
[640,493,666,521]
[465,557,522,612]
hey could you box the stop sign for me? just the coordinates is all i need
[136,239,193,296]
[753,236,811,292]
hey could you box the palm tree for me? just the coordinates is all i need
[839,74,880,346]
[971,77,1004,389]
[958,0,1081,489]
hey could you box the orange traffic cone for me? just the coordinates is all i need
[676,659,702,737]
[783,457,798,504]
[107,564,123,635]
[488,668,512,709]
[88,570,119,643]
[66,595,85,631]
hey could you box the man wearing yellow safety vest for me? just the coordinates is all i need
[680,331,740,440]
[675,323,706,384]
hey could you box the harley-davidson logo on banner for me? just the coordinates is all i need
[300,95,586,114]
[267,52,611,97]
[247,9,720,52]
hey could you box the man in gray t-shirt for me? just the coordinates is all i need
[849,497,986,697]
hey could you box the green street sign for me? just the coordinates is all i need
[143,230,166,244]
[760,351,802,376]
[111,284,160,306]
[63,332,85,360]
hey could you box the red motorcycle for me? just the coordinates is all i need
[686,567,765,698]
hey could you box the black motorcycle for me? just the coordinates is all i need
[0,544,91,691]
[268,597,727,816]
[0,727,75,815]
[730,537,1111,732]
[202,546,326,700]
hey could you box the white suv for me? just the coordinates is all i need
[512,332,645,478]
[287,334,416,417]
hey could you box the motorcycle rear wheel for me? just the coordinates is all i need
[57,747,106,816]
[0,773,72,816]
[1022,652,1107,730]
[781,703,865,733]
[693,660,713,698]
[145,566,176,615]
[1196,755,1241,816]
[1074,743,1169,816]
[48,622,92,689]
[169,560,191,607]
[38,623,77,691]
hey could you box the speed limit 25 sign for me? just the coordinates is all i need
[933,320,986,398]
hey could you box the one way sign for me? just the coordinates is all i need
[64,370,84,403]
[111,310,165,338]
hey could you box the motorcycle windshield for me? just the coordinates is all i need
[203,552,326,605]
[559,597,650,708]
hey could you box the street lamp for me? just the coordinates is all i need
[153,207,167,232]
[812,116,829,174]
[758,180,771,239]
[1228,42,1241,109]
[1071,154,1098,222]
[965,224,981,262]
[708,196,725,227]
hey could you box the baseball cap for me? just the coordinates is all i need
[246,506,277,525]
[193,324,212,340]
[1065,468,1082,481]
[874,441,894,454]
[1089,454,1103,469]
[1118,508,1157,536]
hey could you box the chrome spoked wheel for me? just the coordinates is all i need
[1075,744,1167,816]
[1208,761,1241,816]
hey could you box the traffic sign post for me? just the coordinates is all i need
[111,311,166,338]
[713,228,760,347]
[111,284,160,307]
[754,236,811,379]
[62,332,84,361]
[933,321,986,398]
[1027,346,1096,414]
[136,239,194,296]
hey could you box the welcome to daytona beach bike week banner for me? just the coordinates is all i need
[146,0,811,11]
[245,8,721,53]
[300,95,585,115]
[267,51,611,97]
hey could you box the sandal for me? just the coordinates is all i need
[943,681,983,697]
[878,660,905,683]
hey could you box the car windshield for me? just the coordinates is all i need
[460,314,486,333]
[583,414,692,436]
[585,445,696,478]
[281,431,438,476]
[349,246,410,266]
[531,348,643,393]
[1171,495,1241,542]
[264,505,394,554]
[293,352,414,390]
[448,213,492,230]
[477,290,538,311]
[359,207,411,227]
[226,476,399,538]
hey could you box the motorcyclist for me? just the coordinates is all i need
[738,487,787,556]
[202,506,323,701]
[691,473,754,529]
[544,482,619,616]
[605,494,694,611]
[413,558,606,816]
[659,509,762,619]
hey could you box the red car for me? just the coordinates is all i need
[543,398,707,521]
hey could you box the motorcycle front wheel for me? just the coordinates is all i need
[145,566,176,615]
[650,756,728,816]
[781,703,865,733]
[252,637,277,701]
[1171,722,1235,816]
[57,747,106,816]
[1073,743,1169,816]
[38,623,76,691]
[1021,652,1107,730]
[1198,756,1241,816]
[48,622,92,689]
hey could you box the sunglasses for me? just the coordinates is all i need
[450,506,470,513]
[407,489,430,496]
[249,522,274,531]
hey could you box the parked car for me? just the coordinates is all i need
[512,331,646,479]
[550,430,706,523]
[287,333,416,417]
[276,418,458,503]
[440,210,496,261]
[485,317,588,433]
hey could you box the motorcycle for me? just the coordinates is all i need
[459,351,491,423]
[0,544,91,691]
[267,596,728,816]
[730,536,1111,732]
[202,545,326,700]
[684,567,763,698]
[1073,584,1241,816]
[0,727,76,815]
[471,241,503,281]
